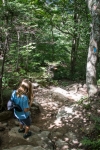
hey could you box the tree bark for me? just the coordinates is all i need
[86,0,100,97]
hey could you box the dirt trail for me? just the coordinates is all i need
[0,83,92,150]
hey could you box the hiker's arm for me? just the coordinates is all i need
[24,108,30,112]
[23,97,31,112]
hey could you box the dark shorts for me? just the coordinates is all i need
[19,116,31,126]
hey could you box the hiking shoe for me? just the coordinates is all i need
[18,128,25,133]
[23,131,32,139]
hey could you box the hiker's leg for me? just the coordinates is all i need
[22,117,32,138]
[22,116,31,133]
[19,123,24,129]
[18,120,25,133]
[25,125,30,134]
[19,117,31,138]
[23,125,31,139]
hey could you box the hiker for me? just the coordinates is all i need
[10,79,33,139]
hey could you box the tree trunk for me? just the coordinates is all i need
[51,17,55,61]
[16,31,20,70]
[25,35,29,71]
[0,31,9,107]
[86,40,98,97]
[86,0,100,97]
[70,37,77,77]
[0,0,9,107]
[70,9,80,78]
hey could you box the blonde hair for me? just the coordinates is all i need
[16,79,33,100]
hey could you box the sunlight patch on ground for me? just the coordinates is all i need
[54,118,63,126]
[51,87,85,101]
[69,93,85,101]
[52,87,68,96]
[57,107,74,118]
[54,106,74,126]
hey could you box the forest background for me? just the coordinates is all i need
[0,0,100,149]
[0,0,100,104]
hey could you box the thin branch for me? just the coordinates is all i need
[55,26,73,36]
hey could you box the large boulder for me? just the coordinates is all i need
[0,110,13,121]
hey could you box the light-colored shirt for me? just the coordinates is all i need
[11,90,30,119]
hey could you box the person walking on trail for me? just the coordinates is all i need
[10,79,33,139]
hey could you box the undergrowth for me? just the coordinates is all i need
[81,110,100,150]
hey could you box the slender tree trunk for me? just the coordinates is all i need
[2,0,5,6]
[86,0,100,97]
[0,58,3,106]
[26,35,29,71]
[70,36,77,76]
[0,0,9,107]
[51,17,55,61]
[70,11,80,78]
[16,31,20,70]
[0,31,9,107]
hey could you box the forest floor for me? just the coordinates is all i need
[0,80,100,150]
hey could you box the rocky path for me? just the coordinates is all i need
[0,83,93,150]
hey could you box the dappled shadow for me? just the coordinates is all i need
[32,83,89,149]
[1,81,98,149]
